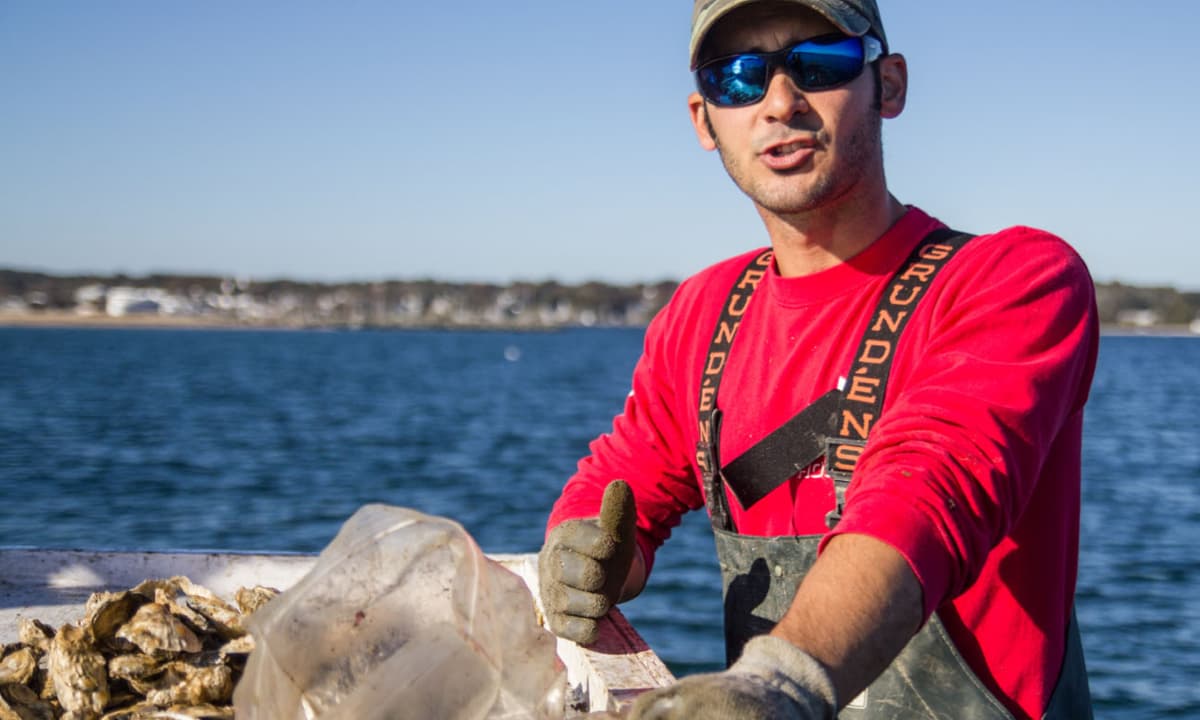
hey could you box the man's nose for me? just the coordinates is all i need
[759,70,809,122]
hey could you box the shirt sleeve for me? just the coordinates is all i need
[823,227,1100,620]
[546,289,706,575]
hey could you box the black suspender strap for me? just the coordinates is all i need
[696,249,774,532]
[824,227,974,528]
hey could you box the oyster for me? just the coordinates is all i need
[173,583,243,640]
[97,700,175,719]
[151,589,213,639]
[0,683,56,720]
[83,592,146,643]
[48,623,109,720]
[159,704,235,719]
[127,579,184,602]
[99,705,225,720]
[17,619,55,654]
[115,605,201,658]
[0,646,37,686]
[21,576,279,719]
[108,704,234,720]
[233,587,278,616]
[108,654,161,683]
[215,635,254,656]
[143,663,232,707]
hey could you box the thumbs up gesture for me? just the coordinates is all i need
[538,480,638,646]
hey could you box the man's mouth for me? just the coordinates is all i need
[760,139,815,170]
[768,141,809,157]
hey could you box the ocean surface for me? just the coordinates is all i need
[1,327,1197,719]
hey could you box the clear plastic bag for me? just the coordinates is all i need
[233,504,565,719]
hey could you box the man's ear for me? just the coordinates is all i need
[688,92,719,151]
[878,53,908,119]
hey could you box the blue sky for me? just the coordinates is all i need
[2,1,1197,288]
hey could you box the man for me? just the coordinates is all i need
[538,1,1098,718]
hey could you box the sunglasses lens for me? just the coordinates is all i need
[788,36,865,90]
[698,55,768,107]
[696,36,870,107]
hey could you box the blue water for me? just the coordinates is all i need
[1,327,1197,719]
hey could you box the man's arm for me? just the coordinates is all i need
[770,532,923,706]
[626,533,920,720]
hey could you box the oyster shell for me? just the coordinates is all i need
[151,589,213,639]
[97,701,163,719]
[159,704,235,719]
[0,646,38,686]
[0,695,17,720]
[83,592,146,643]
[48,623,109,720]
[115,605,201,658]
[17,619,55,654]
[233,587,278,616]
[0,683,56,720]
[143,663,232,707]
[22,576,277,719]
[102,704,234,720]
[127,578,187,600]
[215,635,254,656]
[108,655,161,683]
[175,587,243,641]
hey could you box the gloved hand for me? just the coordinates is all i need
[627,634,838,720]
[538,479,637,646]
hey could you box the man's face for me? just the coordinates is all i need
[688,4,900,218]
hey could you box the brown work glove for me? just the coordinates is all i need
[538,480,637,646]
[626,635,837,720]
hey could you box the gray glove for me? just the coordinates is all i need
[538,479,637,646]
[627,635,838,720]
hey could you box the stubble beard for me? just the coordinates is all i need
[705,105,884,217]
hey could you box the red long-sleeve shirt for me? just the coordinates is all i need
[547,207,1098,720]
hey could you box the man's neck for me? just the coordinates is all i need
[759,192,907,278]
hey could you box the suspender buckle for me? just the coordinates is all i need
[701,409,735,533]
[823,436,865,530]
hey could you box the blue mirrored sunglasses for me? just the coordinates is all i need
[695,34,885,107]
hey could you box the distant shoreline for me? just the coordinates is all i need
[0,310,572,332]
[0,310,265,330]
[2,309,1196,337]
[5,267,1197,333]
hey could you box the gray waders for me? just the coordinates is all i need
[694,230,1093,719]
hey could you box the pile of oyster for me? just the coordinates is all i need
[0,577,277,720]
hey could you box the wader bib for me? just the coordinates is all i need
[694,230,1093,719]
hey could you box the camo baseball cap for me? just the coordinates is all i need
[690,0,889,69]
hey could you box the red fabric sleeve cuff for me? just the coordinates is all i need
[819,491,956,621]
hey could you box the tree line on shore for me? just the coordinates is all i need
[1,268,1197,329]
[0,268,680,328]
